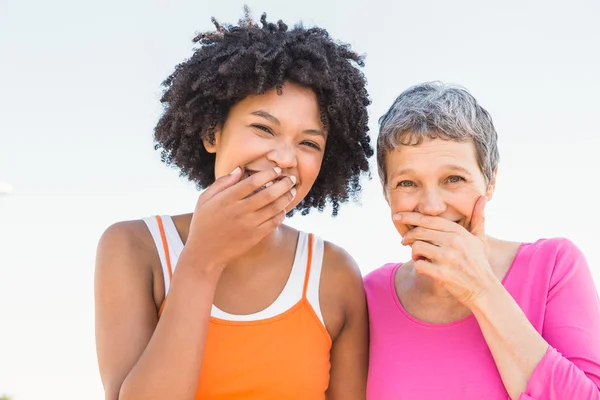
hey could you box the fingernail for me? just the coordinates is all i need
[289,175,297,185]
[229,167,241,175]
[265,181,273,188]
[393,214,401,221]
[290,188,297,198]
[274,167,282,175]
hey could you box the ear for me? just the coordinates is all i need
[202,129,220,154]
[485,166,498,201]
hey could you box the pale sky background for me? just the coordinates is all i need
[1,0,599,398]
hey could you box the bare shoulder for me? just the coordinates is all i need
[319,239,366,340]
[97,219,157,265]
[94,219,163,398]
[322,240,363,282]
[95,219,162,302]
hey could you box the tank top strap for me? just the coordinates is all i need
[302,233,314,299]
[143,215,176,293]
[155,216,173,280]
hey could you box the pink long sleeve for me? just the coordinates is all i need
[365,238,600,400]
[520,239,600,399]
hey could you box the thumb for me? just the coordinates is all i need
[196,166,243,208]
[469,195,487,239]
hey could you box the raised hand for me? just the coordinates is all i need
[393,196,497,306]
[186,166,297,271]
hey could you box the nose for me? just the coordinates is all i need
[416,186,447,216]
[266,140,298,170]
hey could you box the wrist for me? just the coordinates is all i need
[177,247,224,283]
[468,277,505,314]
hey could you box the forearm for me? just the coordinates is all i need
[119,251,222,400]
[470,281,548,400]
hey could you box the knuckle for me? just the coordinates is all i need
[420,215,434,227]
[276,211,286,224]
[249,173,263,188]
[270,201,282,214]
[414,260,427,273]
[436,266,447,280]
[445,249,458,264]
[412,240,423,252]
[267,186,282,202]
[448,235,461,247]
[270,213,284,228]
[261,169,280,186]
[413,227,425,238]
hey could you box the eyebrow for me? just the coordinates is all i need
[390,164,473,179]
[442,165,473,176]
[251,110,327,138]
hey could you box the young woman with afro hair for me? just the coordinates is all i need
[95,7,372,400]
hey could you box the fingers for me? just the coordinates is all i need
[410,240,440,262]
[393,212,460,233]
[254,180,297,221]
[257,209,287,236]
[413,258,441,280]
[231,167,285,200]
[402,227,448,247]
[196,166,243,208]
[411,241,452,281]
[469,196,487,239]
[244,174,297,212]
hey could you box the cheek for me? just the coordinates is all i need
[285,153,323,211]
[212,133,268,178]
[298,153,323,184]
[388,191,417,215]
[387,191,416,237]
[446,188,481,219]
[213,152,240,180]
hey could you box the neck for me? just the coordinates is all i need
[411,269,455,299]
[225,224,288,272]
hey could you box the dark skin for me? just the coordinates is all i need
[95,84,368,400]
[95,216,368,400]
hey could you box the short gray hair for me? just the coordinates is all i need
[377,82,499,185]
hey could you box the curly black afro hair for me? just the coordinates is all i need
[154,6,373,215]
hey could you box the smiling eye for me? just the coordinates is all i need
[252,124,273,134]
[397,180,415,188]
[446,175,465,183]
[301,141,321,150]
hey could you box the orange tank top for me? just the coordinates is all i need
[153,216,332,400]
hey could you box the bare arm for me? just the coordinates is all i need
[323,244,369,400]
[471,239,600,400]
[95,221,222,400]
[470,281,549,399]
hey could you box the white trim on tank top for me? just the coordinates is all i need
[142,215,325,325]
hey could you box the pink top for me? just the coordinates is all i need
[364,238,600,399]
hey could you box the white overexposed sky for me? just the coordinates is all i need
[1,0,599,398]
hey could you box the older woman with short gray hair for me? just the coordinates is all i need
[364,82,600,400]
